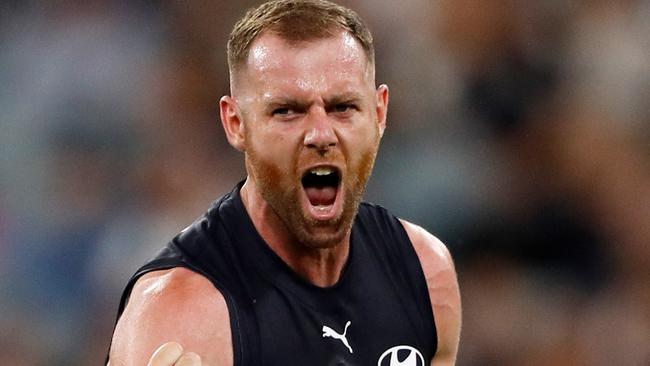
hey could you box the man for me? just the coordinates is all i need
[108,1,461,365]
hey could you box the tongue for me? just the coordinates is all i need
[305,186,337,206]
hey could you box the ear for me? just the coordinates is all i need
[220,95,246,151]
[375,84,389,138]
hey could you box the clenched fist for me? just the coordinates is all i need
[147,342,203,366]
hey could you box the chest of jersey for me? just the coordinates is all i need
[248,255,433,366]
[234,202,436,365]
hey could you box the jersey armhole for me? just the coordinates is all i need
[358,203,438,356]
[388,212,439,355]
[106,258,244,366]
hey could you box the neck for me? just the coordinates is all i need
[240,177,350,287]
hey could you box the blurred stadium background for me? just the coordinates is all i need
[1,1,648,365]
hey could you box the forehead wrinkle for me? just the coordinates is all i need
[236,32,375,100]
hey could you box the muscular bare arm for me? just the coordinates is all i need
[108,267,234,366]
[401,220,462,366]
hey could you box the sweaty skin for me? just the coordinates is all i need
[108,31,461,366]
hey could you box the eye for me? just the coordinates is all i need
[333,103,357,113]
[271,104,306,120]
[273,107,292,116]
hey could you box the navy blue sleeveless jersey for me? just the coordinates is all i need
[111,182,437,365]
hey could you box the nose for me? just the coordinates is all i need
[303,109,337,152]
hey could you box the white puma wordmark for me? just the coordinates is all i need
[322,320,353,354]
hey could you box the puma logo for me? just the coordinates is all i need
[322,320,353,354]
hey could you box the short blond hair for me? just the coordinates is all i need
[227,0,374,74]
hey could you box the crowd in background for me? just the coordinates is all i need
[1,1,648,365]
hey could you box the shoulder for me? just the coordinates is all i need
[400,220,455,272]
[399,219,461,366]
[109,267,233,366]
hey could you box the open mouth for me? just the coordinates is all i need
[301,166,341,209]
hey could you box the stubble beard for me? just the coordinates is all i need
[246,144,379,250]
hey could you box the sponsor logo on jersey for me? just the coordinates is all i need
[377,345,425,366]
[322,320,353,353]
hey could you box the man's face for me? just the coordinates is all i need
[232,30,388,248]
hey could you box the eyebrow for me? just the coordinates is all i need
[265,97,301,106]
[263,92,364,107]
[326,93,364,106]
[264,98,309,113]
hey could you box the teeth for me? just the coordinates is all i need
[310,167,333,176]
[314,204,333,212]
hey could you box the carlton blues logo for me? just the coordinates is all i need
[377,345,425,366]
